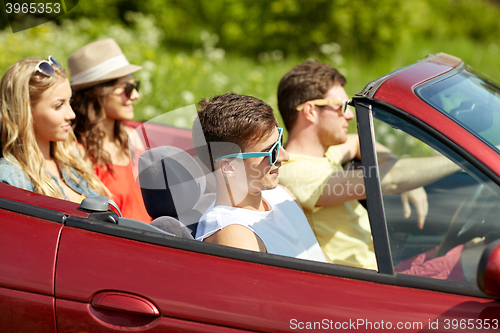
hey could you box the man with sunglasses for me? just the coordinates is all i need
[193,93,330,262]
[277,61,461,270]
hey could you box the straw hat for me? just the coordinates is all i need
[68,38,142,91]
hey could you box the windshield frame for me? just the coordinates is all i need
[415,66,500,154]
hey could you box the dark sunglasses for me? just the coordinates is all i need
[215,127,283,165]
[122,81,140,99]
[33,56,62,76]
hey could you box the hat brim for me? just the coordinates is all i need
[70,64,142,91]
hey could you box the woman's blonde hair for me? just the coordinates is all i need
[0,57,108,199]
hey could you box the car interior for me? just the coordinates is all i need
[78,145,216,240]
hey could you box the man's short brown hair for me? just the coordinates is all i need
[193,93,277,172]
[277,61,346,131]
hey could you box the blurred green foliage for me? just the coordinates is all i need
[3,0,499,58]
[1,0,500,153]
[38,0,500,59]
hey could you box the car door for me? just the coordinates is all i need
[352,97,500,329]
[54,213,500,333]
[0,185,65,332]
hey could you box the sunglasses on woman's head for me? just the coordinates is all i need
[122,81,140,99]
[33,56,62,77]
[215,127,283,165]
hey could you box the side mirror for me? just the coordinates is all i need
[477,239,500,298]
[78,196,123,223]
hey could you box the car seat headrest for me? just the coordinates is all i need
[138,146,206,219]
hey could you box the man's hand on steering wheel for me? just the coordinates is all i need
[401,186,428,230]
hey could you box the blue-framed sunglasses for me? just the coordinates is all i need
[215,127,283,165]
[33,56,62,77]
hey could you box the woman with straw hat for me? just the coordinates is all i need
[69,38,152,222]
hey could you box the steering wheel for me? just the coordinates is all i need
[435,183,499,257]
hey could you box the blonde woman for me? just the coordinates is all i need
[69,39,151,222]
[0,57,108,202]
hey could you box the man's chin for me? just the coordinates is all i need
[262,179,279,191]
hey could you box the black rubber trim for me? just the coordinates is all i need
[0,196,66,223]
[355,101,394,275]
[64,215,490,299]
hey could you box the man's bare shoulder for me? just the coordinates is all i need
[204,224,266,252]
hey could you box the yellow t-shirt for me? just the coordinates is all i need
[279,146,377,270]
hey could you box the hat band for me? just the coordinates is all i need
[71,54,131,84]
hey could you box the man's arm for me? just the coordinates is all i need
[203,225,267,252]
[378,155,461,194]
[337,135,396,165]
[315,138,400,206]
[316,169,366,206]
[335,134,362,164]
[316,154,460,206]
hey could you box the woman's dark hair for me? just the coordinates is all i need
[71,80,129,171]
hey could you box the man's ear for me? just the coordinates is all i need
[300,101,318,124]
[219,160,236,177]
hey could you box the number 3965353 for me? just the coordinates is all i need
[5,2,61,14]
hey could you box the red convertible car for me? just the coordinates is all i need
[2,53,500,332]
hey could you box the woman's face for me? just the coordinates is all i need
[102,75,140,121]
[31,78,75,146]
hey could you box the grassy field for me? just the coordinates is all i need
[1,17,500,142]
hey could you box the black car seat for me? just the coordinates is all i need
[138,146,216,239]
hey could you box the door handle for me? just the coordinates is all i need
[91,291,160,317]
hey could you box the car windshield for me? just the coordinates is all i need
[418,69,500,148]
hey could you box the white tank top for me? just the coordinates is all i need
[196,186,327,263]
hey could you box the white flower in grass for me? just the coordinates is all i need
[211,72,229,88]
[174,117,188,129]
[320,42,341,55]
[143,106,157,118]
[143,60,156,71]
[181,90,195,104]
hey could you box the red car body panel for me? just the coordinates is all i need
[0,209,61,294]
[0,206,61,332]
[0,288,56,332]
[54,226,500,332]
[126,120,194,153]
[1,54,500,332]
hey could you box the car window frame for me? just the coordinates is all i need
[414,65,500,155]
[353,95,500,298]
